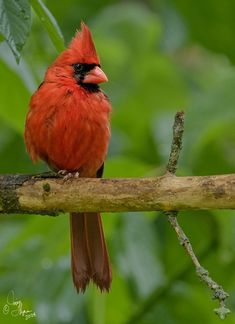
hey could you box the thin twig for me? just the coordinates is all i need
[164,111,230,319]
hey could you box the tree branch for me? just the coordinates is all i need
[0,173,235,214]
[164,111,230,319]
[0,111,233,318]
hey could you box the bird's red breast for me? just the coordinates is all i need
[24,22,111,177]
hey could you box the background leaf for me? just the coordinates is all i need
[0,0,31,62]
[172,0,235,62]
[0,57,30,132]
[30,0,65,52]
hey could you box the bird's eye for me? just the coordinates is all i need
[73,63,82,71]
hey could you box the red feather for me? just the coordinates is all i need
[24,22,112,292]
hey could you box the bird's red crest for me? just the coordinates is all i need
[54,22,100,66]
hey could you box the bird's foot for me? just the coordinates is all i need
[58,170,80,181]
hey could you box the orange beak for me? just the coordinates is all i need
[83,66,108,84]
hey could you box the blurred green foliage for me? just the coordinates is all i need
[0,0,235,323]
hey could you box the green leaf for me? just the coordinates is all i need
[105,157,151,177]
[183,74,235,173]
[105,274,134,324]
[30,0,65,53]
[114,213,165,298]
[173,0,235,62]
[0,0,31,63]
[0,58,30,133]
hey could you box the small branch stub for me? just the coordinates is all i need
[166,111,184,174]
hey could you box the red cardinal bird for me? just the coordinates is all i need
[24,22,112,292]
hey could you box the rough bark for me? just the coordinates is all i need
[0,173,235,215]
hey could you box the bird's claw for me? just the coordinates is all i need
[58,170,80,181]
[58,170,68,176]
